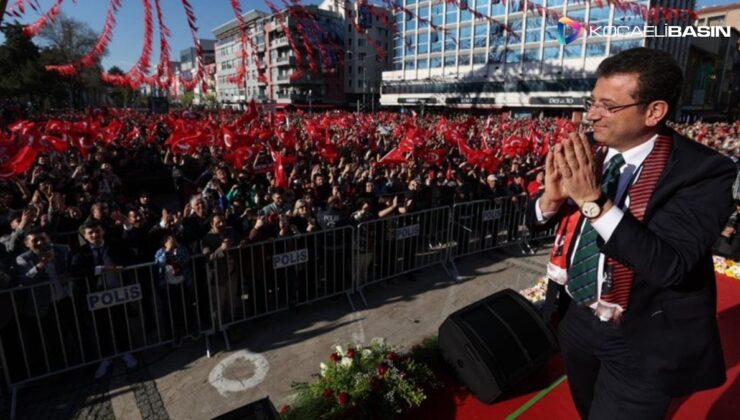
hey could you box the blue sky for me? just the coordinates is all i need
[2,0,738,70]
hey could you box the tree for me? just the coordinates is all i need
[107,65,135,107]
[37,13,106,109]
[0,23,49,103]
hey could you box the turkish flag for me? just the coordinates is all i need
[72,134,95,160]
[225,146,259,170]
[276,128,297,150]
[376,147,408,166]
[318,143,339,164]
[41,135,69,153]
[418,149,445,166]
[0,145,39,179]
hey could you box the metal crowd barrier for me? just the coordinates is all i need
[210,226,355,350]
[1,198,556,418]
[0,260,215,419]
[517,196,558,253]
[449,195,528,260]
[354,206,454,303]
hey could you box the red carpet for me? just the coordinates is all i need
[407,274,740,419]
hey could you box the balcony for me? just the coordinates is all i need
[273,55,295,66]
[271,37,289,48]
[276,93,307,101]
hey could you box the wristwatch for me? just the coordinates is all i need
[580,192,608,219]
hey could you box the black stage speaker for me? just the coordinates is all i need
[438,288,558,404]
[212,397,280,420]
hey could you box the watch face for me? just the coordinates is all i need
[582,202,601,218]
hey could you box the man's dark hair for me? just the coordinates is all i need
[82,220,103,232]
[596,47,683,123]
[24,226,48,239]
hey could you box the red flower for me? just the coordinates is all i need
[337,391,350,406]
[323,388,333,399]
[377,363,388,376]
[386,352,398,362]
[279,405,290,414]
[330,352,340,362]
[346,348,355,358]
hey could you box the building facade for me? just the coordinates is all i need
[212,2,393,110]
[380,0,695,114]
[212,7,348,109]
[172,40,216,105]
[681,4,740,120]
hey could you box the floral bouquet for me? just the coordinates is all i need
[281,338,440,419]
[714,255,740,280]
[520,276,548,303]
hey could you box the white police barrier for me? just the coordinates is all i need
[354,206,453,302]
[0,260,215,419]
[209,227,355,350]
[449,195,528,259]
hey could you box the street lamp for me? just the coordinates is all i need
[308,89,312,113]
[370,86,375,113]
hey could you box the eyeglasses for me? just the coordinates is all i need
[584,98,646,115]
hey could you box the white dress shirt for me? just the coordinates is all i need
[536,134,657,320]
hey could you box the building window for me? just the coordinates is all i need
[610,39,643,56]
[506,50,521,64]
[523,48,540,62]
[491,0,505,16]
[431,56,442,68]
[446,4,458,25]
[431,4,443,25]
[418,57,429,69]
[585,42,606,58]
[564,43,582,59]
[459,26,472,50]
[474,24,487,48]
[526,15,542,44]
[707,16,725,27]
[543,45,560,61]
[444,54,456,66]
[418,33,429,54]
[431,31,442,52]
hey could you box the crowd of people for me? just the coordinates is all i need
[0,106,738,381]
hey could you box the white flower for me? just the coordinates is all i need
[371,337,385,347]
[320,362,328,377]
[335,345,345,357]
[340,357,353,368]
[362,349,372,358]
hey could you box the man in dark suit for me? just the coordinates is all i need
[13,228,78,375]
[71,220,137,379]
[531,48,734,419]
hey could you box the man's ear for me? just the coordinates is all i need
[644,100,670,127]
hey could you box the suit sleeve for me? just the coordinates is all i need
[602,154,735,288]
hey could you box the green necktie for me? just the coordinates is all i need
[566,154,625,305]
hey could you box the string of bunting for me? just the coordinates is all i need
[15,0,702,91]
